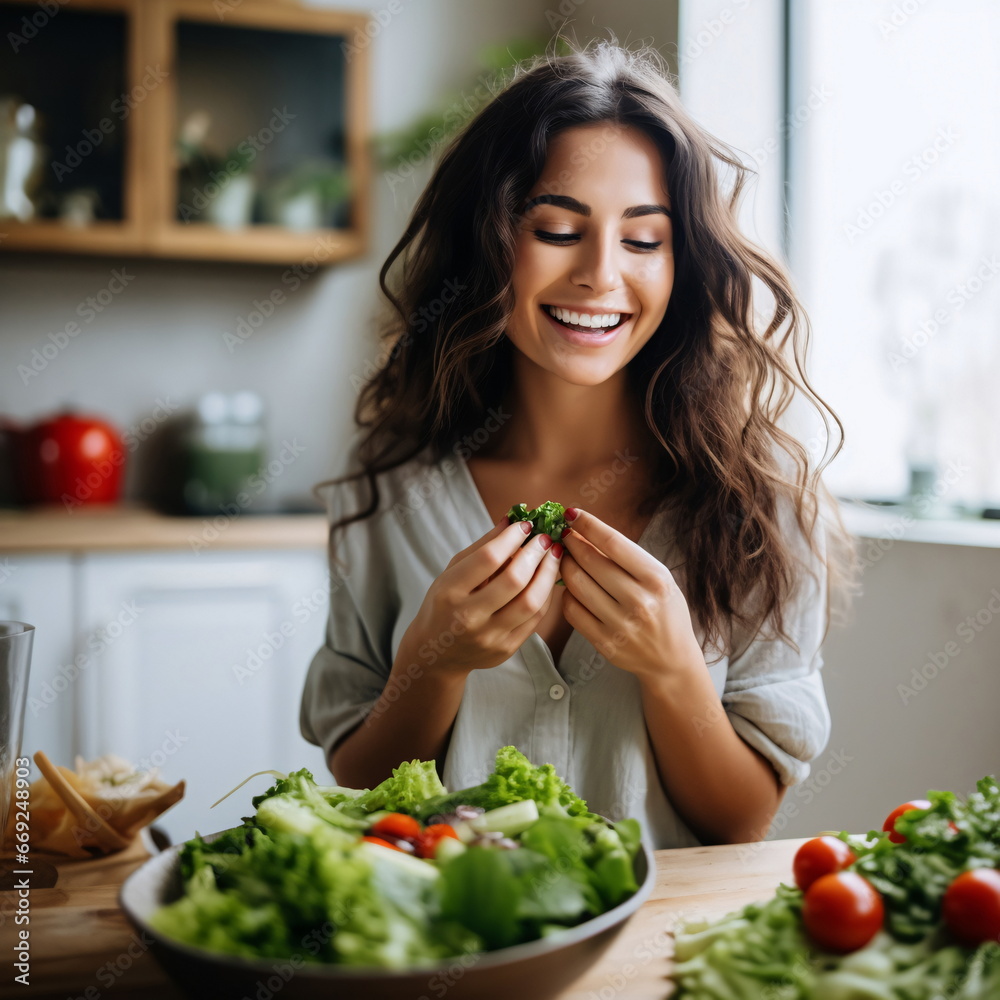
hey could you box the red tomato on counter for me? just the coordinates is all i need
[802,872,884,953]
[793,837,857,892]
[882,799,932,844]
[942,869,1000,946]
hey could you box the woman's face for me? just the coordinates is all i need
[507,123,674,385]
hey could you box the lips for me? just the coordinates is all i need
[539,304,630,347]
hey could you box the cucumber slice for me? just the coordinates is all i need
[360,841,440,880]
[362,810,394,827]
[434,836,467,864]
[451,820,476,844]
[469,799,539,837]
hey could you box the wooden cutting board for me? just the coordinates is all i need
[0,835,809,999]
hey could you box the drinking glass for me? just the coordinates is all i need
[1,622,34,850]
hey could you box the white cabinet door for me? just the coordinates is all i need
[77,549,330,843]
[0,553,76,769]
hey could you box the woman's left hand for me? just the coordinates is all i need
[558,508,703,682]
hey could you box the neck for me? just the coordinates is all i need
[485,355,659,479]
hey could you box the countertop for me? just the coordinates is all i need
[4,500,1000,555]
[0,834,810,999]
[0,504,328,553]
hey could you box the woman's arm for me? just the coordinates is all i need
[637,650,786,845]
[329,635,471,790]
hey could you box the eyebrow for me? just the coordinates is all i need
[520,193,672,219]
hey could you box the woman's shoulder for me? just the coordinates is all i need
[314,438,439,524]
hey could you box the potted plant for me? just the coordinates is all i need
[261,159,351,230]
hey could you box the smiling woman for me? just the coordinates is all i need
[299,35,863,850]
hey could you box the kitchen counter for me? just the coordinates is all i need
[1,834,810,999]
[0,504,328,552]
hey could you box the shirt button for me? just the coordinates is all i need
[548,683,566,701]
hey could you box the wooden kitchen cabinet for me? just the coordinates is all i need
[0,0,371,264]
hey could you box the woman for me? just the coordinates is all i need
[300,38,860,849]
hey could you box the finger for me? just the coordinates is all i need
[496,539,564,631]
[559,552,617,626]
[473,529,554,613]
[450,520,533,592]
[561,508,660,586]
[561,587,607,653]
[560,530,634,604]
[446,513,513,569]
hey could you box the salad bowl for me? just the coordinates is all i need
[120,824,656,1000]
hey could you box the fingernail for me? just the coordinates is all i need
[519,521,532,534]
[565,507,580,521]
[561,526,572,539]
[537,534,552,550]
[550,543,564,559]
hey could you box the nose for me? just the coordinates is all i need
[569,228,623,295]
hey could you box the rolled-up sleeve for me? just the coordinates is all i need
[722,500,833,787]
[299,475,392,766]
[299,578,391,764]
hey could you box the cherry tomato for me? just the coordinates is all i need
[414,823,459,859]
[369,813,422,841]
[942,869,1000,946]
[362,835,405,852]
[793,837,857,892]
[882,799,931,844]
[802,872,884,953]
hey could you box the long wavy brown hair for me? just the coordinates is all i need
[317,35,862,662]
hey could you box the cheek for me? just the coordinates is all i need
[630,255,674,315]
[513,235,566,297]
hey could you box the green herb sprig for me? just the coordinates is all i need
[506,501,569,585]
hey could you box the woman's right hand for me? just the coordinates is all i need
[399,516,565,676]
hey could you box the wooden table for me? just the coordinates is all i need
[0,836,810,999]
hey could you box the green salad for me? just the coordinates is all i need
[150,746,642,968]
[672,775,1000,999]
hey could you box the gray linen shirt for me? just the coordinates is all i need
[300,443,832,851]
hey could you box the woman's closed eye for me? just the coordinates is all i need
[533,229,663,252]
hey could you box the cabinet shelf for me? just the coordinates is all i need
[0,0,371,265]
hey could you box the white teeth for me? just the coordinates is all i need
[546,305,623,329]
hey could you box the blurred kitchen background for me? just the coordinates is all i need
[0,0,997,843]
